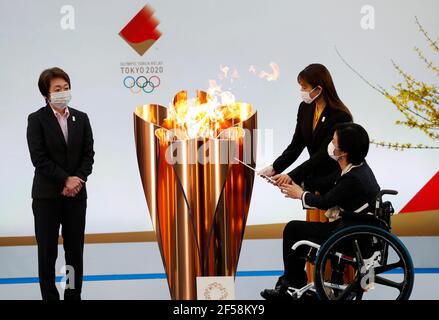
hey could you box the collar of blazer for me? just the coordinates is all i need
[44,104,77,147]
[335,162,365,183]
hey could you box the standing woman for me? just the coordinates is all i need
[258,63,353,284]
[259,63,353,187]
[27,67,94,300]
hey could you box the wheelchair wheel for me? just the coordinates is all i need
[314,225,414,300]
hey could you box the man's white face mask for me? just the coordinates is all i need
[49,90,71,109]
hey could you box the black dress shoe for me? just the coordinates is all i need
[297,290,318,301]
[260,288,286,300]
[260,286,296,301]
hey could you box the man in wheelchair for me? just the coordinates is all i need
[261,122,397,300]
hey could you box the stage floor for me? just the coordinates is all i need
[1,239,438,300]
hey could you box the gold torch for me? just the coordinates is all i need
[134,90,257,300]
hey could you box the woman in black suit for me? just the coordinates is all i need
[261,123,381,300]
[259,64,353,186]
[27,67,94,300]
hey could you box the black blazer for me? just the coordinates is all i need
[272,101,352,184]
[302,161,380,213]
[26,105,94,199]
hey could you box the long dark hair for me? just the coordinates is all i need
[298,64,352,119]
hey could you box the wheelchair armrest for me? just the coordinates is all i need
[292,240,321,251]
[375,189,398,210]
[377,189,398,197]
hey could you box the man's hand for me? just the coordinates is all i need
[272,174,292,186]
[280,182,304,199]
[62,176,84,197]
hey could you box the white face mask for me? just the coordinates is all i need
[49,90,71,109]
[327,141,345,161]
[300,87,319,104]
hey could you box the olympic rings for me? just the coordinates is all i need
[123,75,161,94]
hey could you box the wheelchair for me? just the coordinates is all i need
[287,190,415,300]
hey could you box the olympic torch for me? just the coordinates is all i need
[134,90,257,300]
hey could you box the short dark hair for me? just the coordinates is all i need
[334,122,370,165]
[38,67,71,99]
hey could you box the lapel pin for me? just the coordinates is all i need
[72,116,76,122]
[322,116,326,122]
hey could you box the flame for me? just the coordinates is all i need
[258,62,280,81]
[219,65,230,80]
[207,79,222,96]
[230,68,239,83]
[160,87,253,140]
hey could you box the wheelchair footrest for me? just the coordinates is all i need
[286,283,316,299]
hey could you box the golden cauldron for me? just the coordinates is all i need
[134,90,257,299]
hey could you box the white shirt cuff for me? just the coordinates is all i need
[301,191,316,209]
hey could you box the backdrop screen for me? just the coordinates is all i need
[0,0,438,236]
